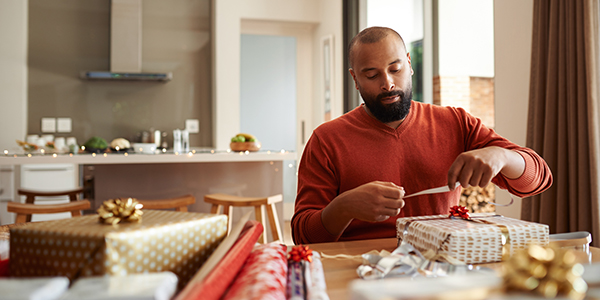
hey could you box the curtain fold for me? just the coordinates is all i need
[523,0,600,247]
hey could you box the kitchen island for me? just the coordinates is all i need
[0,149,297,241]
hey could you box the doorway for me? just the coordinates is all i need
[239,20,314,221]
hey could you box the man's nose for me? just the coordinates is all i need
[381,74,395,91]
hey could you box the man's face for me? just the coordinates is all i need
[349,35,414,123]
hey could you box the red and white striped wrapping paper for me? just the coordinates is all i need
[222,243,288,300]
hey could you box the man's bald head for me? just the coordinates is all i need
[348,27,407,69]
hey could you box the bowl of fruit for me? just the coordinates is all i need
[230,133,261,152]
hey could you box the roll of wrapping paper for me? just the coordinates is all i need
[287,261,305,300]
[221,243,288,300]
[306,252,329,300]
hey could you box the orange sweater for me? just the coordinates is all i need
[291,102,552,244]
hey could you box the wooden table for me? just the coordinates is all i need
[309,238,600,300]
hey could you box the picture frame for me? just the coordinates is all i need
[322,35,334,121]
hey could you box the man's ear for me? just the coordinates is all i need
[349,68,359,90]
[407,52,414,76]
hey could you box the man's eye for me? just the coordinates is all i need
[366,74,377,79]
[390,69,400,73]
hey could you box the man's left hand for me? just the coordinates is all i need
[447,146,525,190]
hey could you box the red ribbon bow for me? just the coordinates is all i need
[288,245,313,263]
[449,205,470,220]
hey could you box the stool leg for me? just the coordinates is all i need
[224,205,232,235]
[26,196,35,222]
[210,204,220,214]
[15,213,27,224]
[266,203,282,243]
[255,205,266,244]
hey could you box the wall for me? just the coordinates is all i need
[212,0,344,150]
[493,0,534,219]
[27,0,212,148]
[437,0,494,77]
[0,1,28,151]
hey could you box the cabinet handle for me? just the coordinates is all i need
[26,168,70,172]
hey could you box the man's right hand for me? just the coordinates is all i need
[321,181,405,237]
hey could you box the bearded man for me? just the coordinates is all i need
[291,26,552,244]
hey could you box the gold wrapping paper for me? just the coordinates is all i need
[9,210,227,288]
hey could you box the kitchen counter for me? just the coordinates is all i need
[0,149,297,240]
[0,149,296,165]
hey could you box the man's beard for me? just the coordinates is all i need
[362,86,413,123]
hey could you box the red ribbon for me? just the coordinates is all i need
[288,245,313,263]
[448,205,470,220]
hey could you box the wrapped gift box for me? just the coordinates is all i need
[396,213,549,264]
[9,210,227,288]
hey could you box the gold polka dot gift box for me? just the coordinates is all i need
[396,211,549,264]
[9,209,227,289]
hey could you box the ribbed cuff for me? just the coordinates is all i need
[505,149,536,192]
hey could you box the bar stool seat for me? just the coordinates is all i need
[204,193,283,243]
[136,194,196,212]
[7,200,91,224]
[17,187,85,222]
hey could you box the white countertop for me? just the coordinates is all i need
[0,149,296,165]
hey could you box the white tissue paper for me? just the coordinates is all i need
[0,277,70,300]
[0,239,9,260]
[58,272,178,300]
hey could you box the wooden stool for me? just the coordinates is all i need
[204,193,283,243]
[17,187,85,222]
[136,194,196,212]
[7,200,91,223]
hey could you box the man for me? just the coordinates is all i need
[291,27,552,245]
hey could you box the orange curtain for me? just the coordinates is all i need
[523,0,600,247]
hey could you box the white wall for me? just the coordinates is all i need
[494,0,534,219]
[313,1,344,127]
[438,0,494,77]
[212,0,344,150]
[0,1,28,151]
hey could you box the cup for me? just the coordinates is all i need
[66,137,77,146]
[41,134,54,144]
[26,135,39,144]
[54,137,66,152]
[36,137,46,147]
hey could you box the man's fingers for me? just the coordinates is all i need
[381,198,405,209]
[374,215,390,222]
[447,158,464,190]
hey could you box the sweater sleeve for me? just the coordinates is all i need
[291,133,342,244]
[492,148,553,197]
[457,107,553,197]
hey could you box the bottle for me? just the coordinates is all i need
[66,137,79,154]
[173,129,182,153]
[154,130,161,148]
[182,130,189,153]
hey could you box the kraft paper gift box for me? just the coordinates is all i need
[396,213,549,264]
[9,210,227,288]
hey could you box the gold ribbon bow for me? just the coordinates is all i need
[97,198,143,225]
[503,244,588,299]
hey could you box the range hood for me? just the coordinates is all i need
[80,0,172,82]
